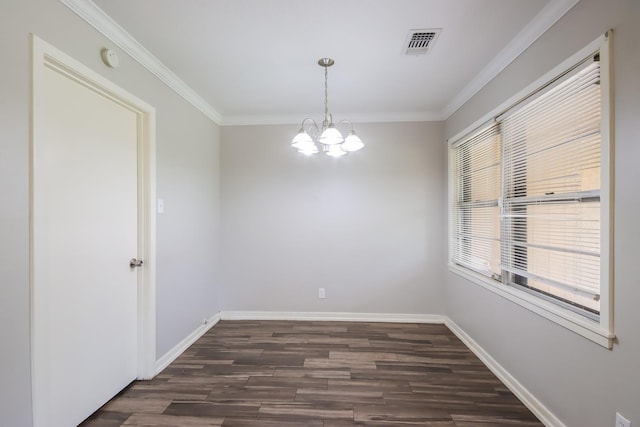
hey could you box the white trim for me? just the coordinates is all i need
[220,311,445,324]
[219,110,447,126]
[444,318,567,427]
[204,310,566,426]
[155,313,221,375]
[59,0,223,125]
[448,265,614,348]
[598,30,614,338]
[148,311,567,426]
[59,0,579,126]
[136,98,157,380]
[446,33,614,349]
[447,34,604,145]
[31,34,157,425]
[441,0,580,119]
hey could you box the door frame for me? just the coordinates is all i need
[30,34,157,424]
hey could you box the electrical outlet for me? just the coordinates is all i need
[616,413,631,427]
[318,288,326,299]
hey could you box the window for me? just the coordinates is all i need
[452,124,501,280]
[500,60,602,317]
[449,34,613,347]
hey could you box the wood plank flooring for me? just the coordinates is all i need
[81,320,543,426]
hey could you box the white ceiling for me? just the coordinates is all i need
[78,0,578,125]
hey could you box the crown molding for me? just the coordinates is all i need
[62,0,579,127]
[220,110,447,126]
[60,0,223,125]
[441,0,580,119]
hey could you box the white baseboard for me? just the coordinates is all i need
[153,310,562,427]
[155,312,221,375]
[220,310,446,324]
[444,318,565,427]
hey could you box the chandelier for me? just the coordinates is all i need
[291,58,364,157]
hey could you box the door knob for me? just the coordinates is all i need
[129,258,144,268]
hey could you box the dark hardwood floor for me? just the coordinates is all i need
[81,320,543,426]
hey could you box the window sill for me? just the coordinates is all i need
[448,264,615,349]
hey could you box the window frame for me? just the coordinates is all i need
[451,124,502,280]
[447,33,614,348]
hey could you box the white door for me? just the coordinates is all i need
[32,48,140,426]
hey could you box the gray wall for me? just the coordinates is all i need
[220,122,447,314]
[444,0,640,425]
[0,1,221,425]
[3,0,638,426]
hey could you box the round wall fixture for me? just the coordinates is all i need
[101,48,119,68]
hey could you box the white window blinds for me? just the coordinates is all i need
[452,124,501,279]
[500,59,602,315]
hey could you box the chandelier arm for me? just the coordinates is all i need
[336,119,355,134]
[301,117,320,139]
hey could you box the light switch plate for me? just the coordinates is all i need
[616,413,631,427]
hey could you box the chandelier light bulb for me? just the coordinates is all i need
[299,144,319,155]
[342,132,364,152]
[318,124,344,145]
[325,144,347,158]
[291,129,314,150]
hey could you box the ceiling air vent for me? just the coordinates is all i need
[404,29,441,55]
